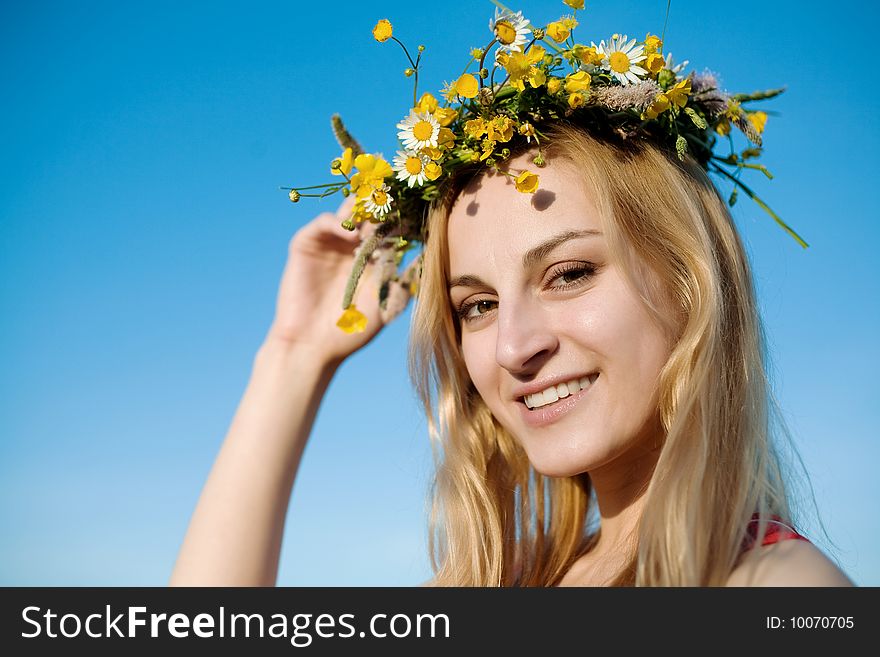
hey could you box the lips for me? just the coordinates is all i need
[516,373,599,428]
[521,373,599,410]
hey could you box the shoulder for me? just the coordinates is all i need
[726,539,853,587]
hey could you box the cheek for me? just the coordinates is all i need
[460,333,499,401]
[593,293,671,401]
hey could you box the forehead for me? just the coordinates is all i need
[447,155,602,268]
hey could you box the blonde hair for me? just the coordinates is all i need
[408,123,794,586]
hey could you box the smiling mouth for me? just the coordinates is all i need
[520,373,599,410]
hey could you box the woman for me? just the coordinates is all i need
[170,9,852,586]
[412,124,851,586]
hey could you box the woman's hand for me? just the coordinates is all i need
[264,196,408,366]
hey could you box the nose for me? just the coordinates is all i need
[494,296,559,376]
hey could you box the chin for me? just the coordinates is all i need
[527,459,589,479]
[515,432,612,479]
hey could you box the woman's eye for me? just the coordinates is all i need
[457,299,496,322]
[549,263,596,289]
[455,263,596,324]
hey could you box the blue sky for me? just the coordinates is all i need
[1,0,877,586]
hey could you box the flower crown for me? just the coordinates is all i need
[284,0,807,334]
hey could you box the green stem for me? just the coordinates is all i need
[660,0,672,46]
[732,87,785,103]
[390,36,416,69]
[299,188,344,199]
[738,162,773,179]
[411,48,425,108]
[283,182,346,191]
[342,222,395,309]
[477,36,498,91]
[711,164,808,248]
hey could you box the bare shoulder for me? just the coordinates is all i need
[726,540,854,587]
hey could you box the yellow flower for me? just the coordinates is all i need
[723,100,743,121]
[748,111,767,134]
[515,170,539,193]
[562,17,578,29]
[714,103,738,138]
[547,77,562,94]
[350,154,392,197]
[644,34,663,54]
[437,127,456,149]
[331,147,353,176]
[518,122,536,143]
[372,19,393,43]
[350,199,373,223]
[421,146,444,160]
[546,21,571,43]
[479,139,496,161]
[487,116,514,143]
[564,0,585,9]
[416,92,439,114]
[564,70,591,93]
[500,45,546,92]
[440,80,458,101]
[424,161,443,181]
[470,47,483,59]
[572,44,603,66]
[644,93,670,119]
[568,92,586,109]
[354,153,392,177]
[433,107,458,127]
[455,73,479,98]
[464,117,488,139]
[530,67,547,88]
[644,53,665,74]
[665,78,691,108]
[337,305,368,333]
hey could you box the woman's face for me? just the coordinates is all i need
[447,152,672,478]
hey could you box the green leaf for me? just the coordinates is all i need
[684,106,707,129]
[711,164,808,248]
[731,87,786,103]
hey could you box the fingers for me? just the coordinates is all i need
[293,192,383,251]
[379,279,413,325]
[335,191,384,241]
[334,194,357,219]
[307,196,359,244]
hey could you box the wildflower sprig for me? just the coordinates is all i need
[285,1,804,332]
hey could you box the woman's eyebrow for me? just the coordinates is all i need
[447,274,489,291]
[521,229,601,269]
[448,229,601,291]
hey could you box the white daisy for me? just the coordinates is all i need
[396,110,440,152]
[489,8,531,53]
[595,34,647,86]
[364,183,394,219]
[393,150,430,187]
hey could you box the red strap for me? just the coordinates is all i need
[744,513,809,549]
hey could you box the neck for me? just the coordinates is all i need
[588,431,663,559]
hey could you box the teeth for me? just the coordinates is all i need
[523,375,596,410]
